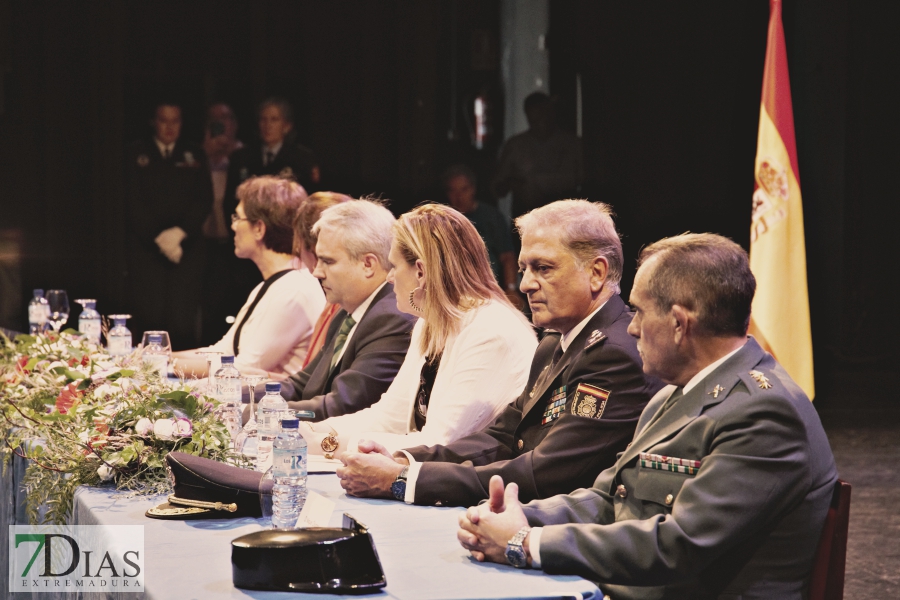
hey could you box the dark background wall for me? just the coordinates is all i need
[0,0,897,409]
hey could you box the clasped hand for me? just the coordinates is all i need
[457,475,530,565]
[155,226,187,264]
[336,440,408,498]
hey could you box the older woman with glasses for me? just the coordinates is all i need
[300,203,537,458]
[173,175,325,377]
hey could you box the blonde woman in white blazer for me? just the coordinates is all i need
[301,203,536,457]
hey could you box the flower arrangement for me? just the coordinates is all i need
[0,330,246,524]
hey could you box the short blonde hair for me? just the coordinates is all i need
[393,203,520,357]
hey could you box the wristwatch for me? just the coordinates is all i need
[321,429,339,460]
[505,526,532,568]
[390,466,409,501]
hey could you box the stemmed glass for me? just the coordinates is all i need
[141,331,172,358]
[234,375,266,458]
[195,350,223,393]
[46,290,70,333]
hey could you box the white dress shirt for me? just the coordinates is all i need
[154,138,175,158]
[203,269,326,376]
[320,300,538,458]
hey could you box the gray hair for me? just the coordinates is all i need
[313,198,395,267]
[515,199,623,293]
[637,233,756,337]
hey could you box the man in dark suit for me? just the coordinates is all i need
[336,200,661,507]
[124,101,211,348]
[457,233,838,600]
[279,199,416,419]
[212,97,321,336]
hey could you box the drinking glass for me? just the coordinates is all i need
[46,290,70,333]
[195,350,223,393]
[141,331,172,357]
[234,375,266,458]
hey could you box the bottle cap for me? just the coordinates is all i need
[33,289,44,297]
[148,334,162,344]
[265,382,281,393]
[280,418,299,429]
[221,355,235,364]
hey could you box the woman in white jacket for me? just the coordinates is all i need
[302,203,537,457]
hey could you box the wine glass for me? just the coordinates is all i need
[234,375,266,458]
[141,331,172,358]
[195,350,223,392]
[46,290,70,333]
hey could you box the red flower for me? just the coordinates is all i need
[81,355,90,367]
[16,356,29,374]
[68,357,78,367]
[55,383,83,414]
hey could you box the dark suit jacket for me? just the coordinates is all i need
[224,142,318,219]
[281,284,416,420]
[405,295,662,507]
[525,337,838,600]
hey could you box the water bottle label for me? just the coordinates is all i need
[257,441,274,472]
[108,336,132,356]
[273,451,306,478]
[28,305,48,324]
[79,319,102,343]
[216,379,242,404]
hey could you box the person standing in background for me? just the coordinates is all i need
[200,103,244,345]
[212,97,321,336]
[443,165,520,309]
[124,100,211,349]
[492,92,583,220]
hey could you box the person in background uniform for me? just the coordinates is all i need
[124,101,211,349]
[457,233,838,600]
[276,199,417,419]
[336,200,661,507]
[443,165,521,309]
[215,97,321,332]
[200,103,244,345]
[492,92,583,220]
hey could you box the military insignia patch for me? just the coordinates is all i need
[749,370,773,389]
[541,385,567,425]
[585,330,607,350]
[279,166,294,178]
[571,383,610,419]
[639,452,701,475]
[137,154,149,167]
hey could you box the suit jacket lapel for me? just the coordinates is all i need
[522,296,628,416]
[305,308,348,395]
[616,337,767,469]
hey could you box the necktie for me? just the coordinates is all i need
[329,315,356,370]
[264,151,274,166]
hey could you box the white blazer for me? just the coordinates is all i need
[320,300,538,454]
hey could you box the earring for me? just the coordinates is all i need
[408,287,424,313]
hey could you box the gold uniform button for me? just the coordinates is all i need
[517,439,524,450]
[604,596,612,600]
[615,484,627,499]
[665,494,674,506]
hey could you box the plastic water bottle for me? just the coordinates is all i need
[142,334,169,377]
[214,356,242,440]
[77,299,102,344]
[256,381,288,472]
[107,315,132,357]
[272,418,307,528]
[28,289,50,334]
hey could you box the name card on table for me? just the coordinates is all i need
[295,491,335,528]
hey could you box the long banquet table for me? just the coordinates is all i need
[12,469,601,600]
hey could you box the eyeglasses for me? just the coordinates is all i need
[231,213,251,224]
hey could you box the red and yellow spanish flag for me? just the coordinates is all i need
[749,0,814,399]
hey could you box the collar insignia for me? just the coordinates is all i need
[709,384,725,399]
[749,370,773,389]
[585,330,607,350]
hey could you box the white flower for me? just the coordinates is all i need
[174,418,193,437]
[92,383,114,400]
[97,465,115,481]
[153,418,175,440]
[135,418,153,436]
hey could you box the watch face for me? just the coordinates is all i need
[321,434,339,454]
[390,480,406,502]
[505,545,527,568]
